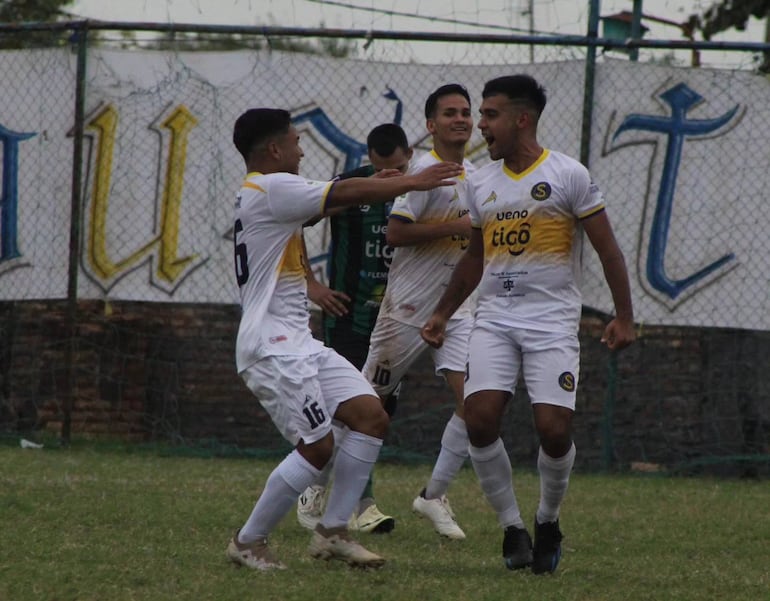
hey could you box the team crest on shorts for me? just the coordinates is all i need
[531,182,551,201]
[558,371,576,392]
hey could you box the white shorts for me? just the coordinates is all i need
[362,316,471,396]
[240,347,377,446]
[464,323,580,410]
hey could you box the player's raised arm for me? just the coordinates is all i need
[387,213,471,247]
[324,161,462,212]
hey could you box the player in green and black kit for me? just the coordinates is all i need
[298,123,413,534]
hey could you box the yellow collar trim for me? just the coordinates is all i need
[502,149,549,180]
[430,149,466,180]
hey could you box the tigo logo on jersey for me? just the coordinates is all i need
[558,371,576,392]
[531,182,551,201]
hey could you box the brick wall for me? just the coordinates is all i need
[1,300,767,474]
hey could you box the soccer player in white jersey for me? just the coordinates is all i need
[226,108,461,571]
[361,84,475,540]
[296,124,414,536]
[421,75,635,573]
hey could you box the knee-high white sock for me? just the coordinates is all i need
[425,413,469,499]
[317,423,346,488]
[238,449,320,543]
[320,431,382,529]
[469,438,524,529]
[536,442,576,524]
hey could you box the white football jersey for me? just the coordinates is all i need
[468,149,605,334]
[379,150,476,327]
[234,171,332,371]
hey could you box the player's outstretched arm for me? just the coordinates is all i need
[582,211,635,350]
[421,228,484,349]
[387,214,471,248]
[324,162,462,212]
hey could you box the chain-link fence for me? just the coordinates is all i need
[0,21,768,475]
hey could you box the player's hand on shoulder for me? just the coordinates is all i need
[308,279,350,317]
[600,317,636,350]
[411,162,463,190]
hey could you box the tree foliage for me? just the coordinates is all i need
[0,0,75,48]
[691,0,770,39]
[0,0,73,23]
[143,30,356,57]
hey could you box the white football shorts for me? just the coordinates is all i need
[464,323,580,410]
[362,316,472,396]
[240,347,377,446]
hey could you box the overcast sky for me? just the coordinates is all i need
[67,0,765,68]
[67,1,760,37]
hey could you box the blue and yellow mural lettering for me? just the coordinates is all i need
[0,124,36,265]
[85,104,200,292]
[613,83,739,303]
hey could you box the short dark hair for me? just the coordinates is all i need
[232,108,291,162]
[482,75,547,115]
[366,123,409,157]
[424,83,471,119]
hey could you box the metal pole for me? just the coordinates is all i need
[602,351,618,471]
[630,0,643,62]
[762,9,770,72]
[581,0,618,471]
[528,0,535,63]
[62,22,88,446]
[579,0,600,168]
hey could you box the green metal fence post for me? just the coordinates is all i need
[62,21,89,446]
[580,0,600,169]
[602,350,618,471]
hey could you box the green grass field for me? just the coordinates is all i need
[1,443,768,601]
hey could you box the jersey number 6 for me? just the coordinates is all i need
[234,219,249,286]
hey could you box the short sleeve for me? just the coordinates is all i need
[267,173,333,224]
[569,164,605,219]
[390,189,428,223]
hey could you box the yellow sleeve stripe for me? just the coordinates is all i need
[579,204,605,220]
[242,181,266,192]
[318,181,335,214]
